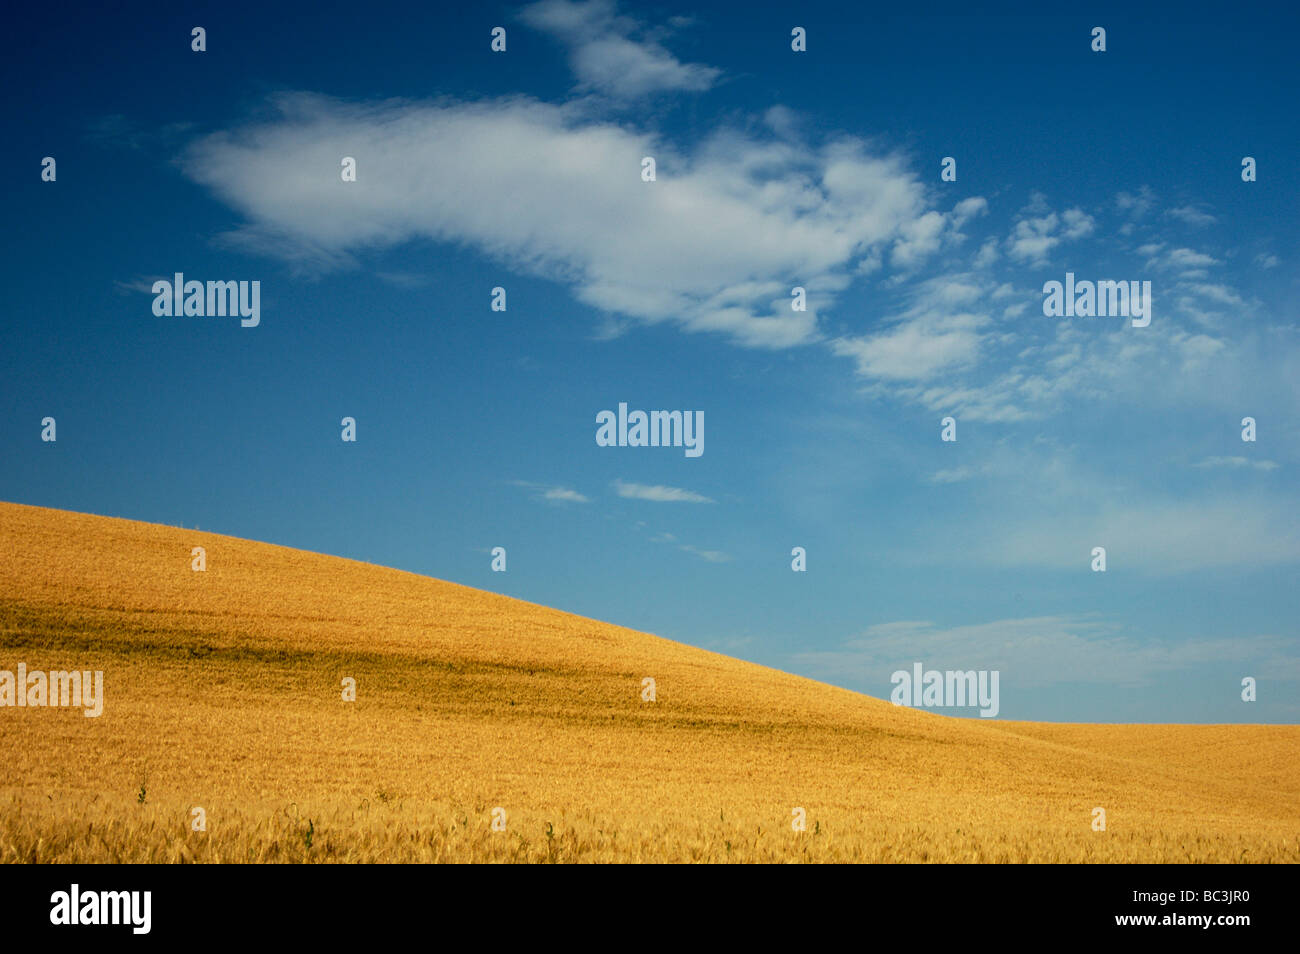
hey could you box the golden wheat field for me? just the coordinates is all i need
[0,501,1295,863]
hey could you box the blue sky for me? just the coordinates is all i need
[3,0,1298,721]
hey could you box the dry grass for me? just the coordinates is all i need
[1,501,1296,863]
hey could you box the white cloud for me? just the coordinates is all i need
[1115,186,1156,218]
[543,486,591,502]
[1162,247,1219,275]
[1166,247,1218,268]
[1182,283,1243,308]
[1006,214,1058,263]
[1194,456,1279,472]
[929,466,983,484]
[890,197,987,270]
[520,0,720,99]
[614,479,713,503]
[645,529,728,561]
[1060,207,1095,239]
[831,275,989,382]
[950,196,988,227]
[1005,194,1095,264]
[844,283,1280,425]
[890,210,947,269]
[1165,204,1217,227]
[113,275,166,294]
[832,318,981,381]
[972,237,999,269]
[512,481,590,503]
[182,92,932,350]
[678,543,731,562]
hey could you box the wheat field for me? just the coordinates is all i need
[0,501,1295,863]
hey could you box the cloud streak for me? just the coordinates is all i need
[795,616,1300,691]
[512,481,590,504]
[614,479,713,503]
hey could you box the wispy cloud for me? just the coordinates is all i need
[87,114,194,152]
[1195,456,1279,472]
[1115,186,1156,219]
[794,616,1300,691]
[645,527,729,562]
[678,543,731,562]
[967,495,1300,573]
[512,480,590,504]
[889,197,987,271]
[375,270,431,289]
[831,274,989,382]
[543,486,591,503]
[1165,204,1217,227]
[929,465,985,484]
[520,0,720,99]
[614,479,713,503]
[113,275,166,295]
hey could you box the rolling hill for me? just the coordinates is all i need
[0,501,1295,862]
